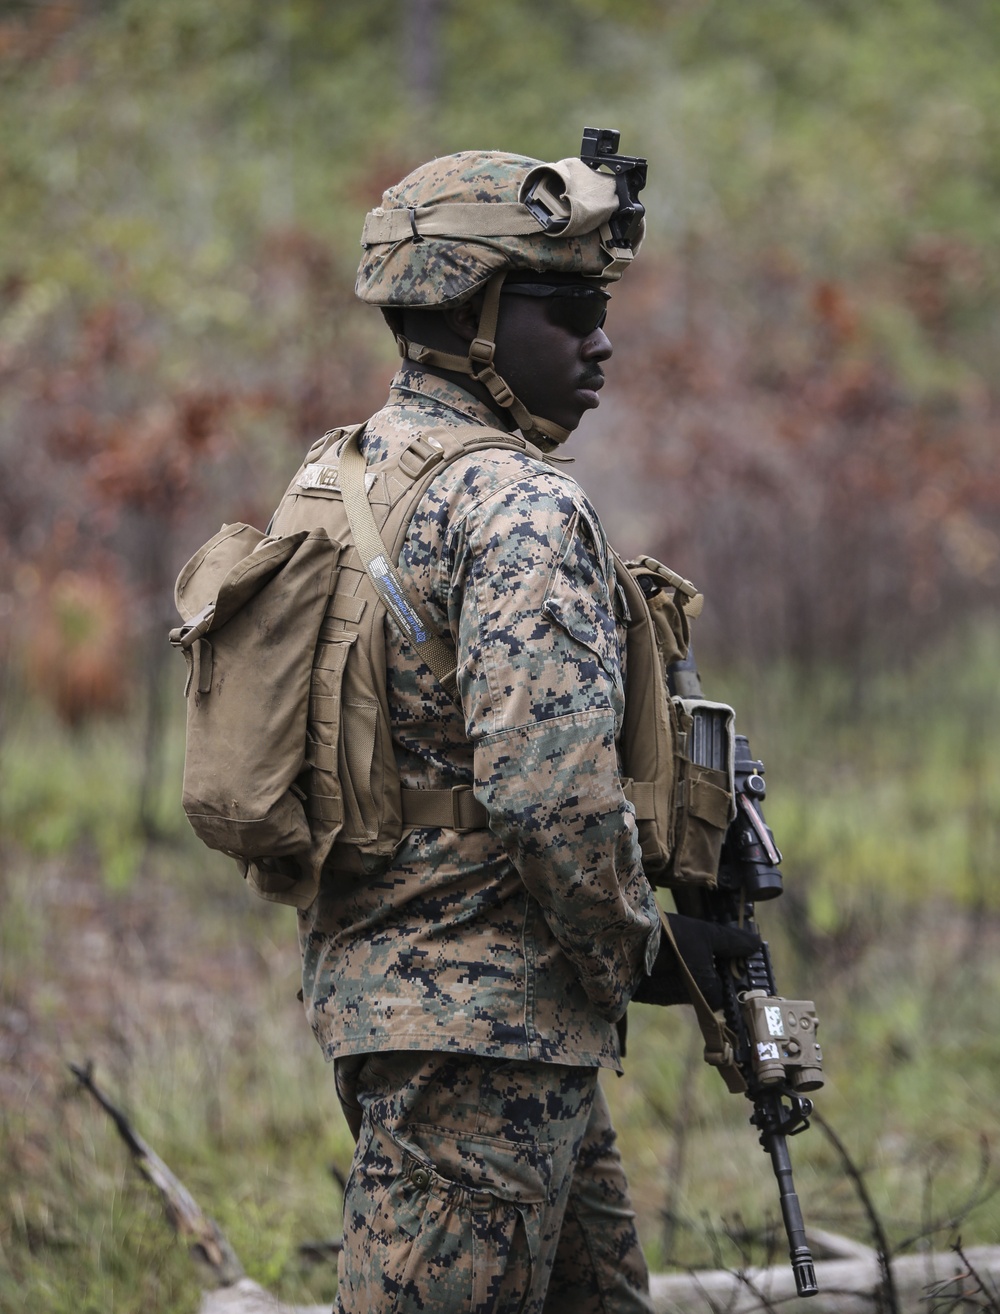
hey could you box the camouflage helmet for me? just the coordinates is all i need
[356,148,644,308]
[356,130,647,448]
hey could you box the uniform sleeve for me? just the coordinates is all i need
[452,474,661,1022]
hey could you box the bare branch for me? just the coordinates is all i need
[899,1137,999,1253]
[69,1060,245,1289]
[812,1110,899,1314]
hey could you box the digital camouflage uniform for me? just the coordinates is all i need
[298,364,660,1313]
[294,140,660,1313]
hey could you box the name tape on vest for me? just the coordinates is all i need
[298,463,377,495]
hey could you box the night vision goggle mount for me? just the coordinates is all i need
[522,125,647,251]
[580,126,647,248]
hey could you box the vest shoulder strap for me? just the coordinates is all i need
[328,419,542,693]
[339,425,460,694]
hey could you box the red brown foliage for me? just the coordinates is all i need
[3,233,999,723]
[20,564,132,727]
[583,257,1000,670]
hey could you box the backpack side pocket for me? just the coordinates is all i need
[169,525,339,889]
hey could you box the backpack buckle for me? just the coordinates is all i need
[450,784,489,833]
[398,435,445,480]
[169,602,215,649]
[468,337,495,365]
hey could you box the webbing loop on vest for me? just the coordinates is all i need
[400,784,490,832]
[622,779,655,820]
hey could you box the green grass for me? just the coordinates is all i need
[2,625,1000,1309]
[0,841,348,1311]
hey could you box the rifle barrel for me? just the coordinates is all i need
[768,1129,818,1297]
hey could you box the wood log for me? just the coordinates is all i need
[195,1247,1000,1313]
[804,1228,876,1263]
[198,1280,327,1314]
[649,1245,1000,1313]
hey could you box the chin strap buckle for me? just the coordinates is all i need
[468,337,495,365]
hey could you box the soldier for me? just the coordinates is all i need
[288,138,757,1313]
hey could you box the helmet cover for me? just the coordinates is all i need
[356,150,642,308]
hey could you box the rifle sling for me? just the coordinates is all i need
[658,908,747,1093]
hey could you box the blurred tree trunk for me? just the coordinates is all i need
[403,0,444,149]
[133,517,178,840]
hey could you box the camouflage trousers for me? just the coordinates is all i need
[332,1051,653,1314]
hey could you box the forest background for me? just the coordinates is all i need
[2,1,1000,1311]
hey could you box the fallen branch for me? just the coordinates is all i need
[69,1060,245,1289]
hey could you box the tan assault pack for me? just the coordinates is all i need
[170,423,529,908]
[170,424,733,908]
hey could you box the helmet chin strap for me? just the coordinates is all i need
[392,272,572,451]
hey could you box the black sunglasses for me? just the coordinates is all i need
[501,282,610,337]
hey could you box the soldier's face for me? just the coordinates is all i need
[492,281,613,435]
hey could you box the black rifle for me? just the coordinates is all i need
[669,653,823,1298]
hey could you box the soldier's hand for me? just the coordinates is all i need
[631,913,760,1010]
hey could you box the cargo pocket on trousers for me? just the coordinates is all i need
[339,1118,550,1314]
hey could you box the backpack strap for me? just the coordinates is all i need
[338,423,460,698]
[400,783,489,831]
[337,419,532,836]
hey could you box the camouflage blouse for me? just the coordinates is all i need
[297,365,660,1072]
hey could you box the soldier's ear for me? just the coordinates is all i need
[441,294,484,343]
